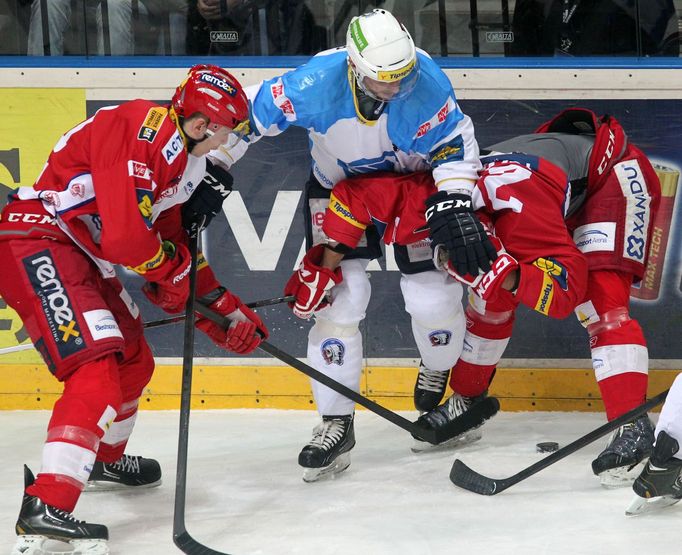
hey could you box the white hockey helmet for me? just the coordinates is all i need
[346,9,419,102]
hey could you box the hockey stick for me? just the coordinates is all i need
[0,343,34,356]
[0,296,297,355]
[173,230,231,555]
[194,301,499,445]
[450,388,670,496]
[143,295,295,330]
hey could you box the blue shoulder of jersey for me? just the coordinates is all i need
[388,52,464,153]
[254,49,358,133]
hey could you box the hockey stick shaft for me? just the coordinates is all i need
[143,295,295,330]
[0,343,34,356]
[192,301,484,445]
[0,296,296,354]
[450,388,670,496]
[173,231,231,555]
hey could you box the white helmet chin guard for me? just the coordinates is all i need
[346,9,419,102]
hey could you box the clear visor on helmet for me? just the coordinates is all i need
[355,58,420,102]
[207,118,251,152]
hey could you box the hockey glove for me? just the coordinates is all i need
[434,243,519,302]
[284,244,343,319]
[141,241,192,314]
[425,191,498,277]
[195,287,269,354]
[181,159,234,233]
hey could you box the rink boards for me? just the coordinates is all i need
[0,60,680,410]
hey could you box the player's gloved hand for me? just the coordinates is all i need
[141,241,192,314]
[181,159,234,233]
[284,244,343,319]
[195,287,269,354]
[425,190,498,277]
[434,242,519,302]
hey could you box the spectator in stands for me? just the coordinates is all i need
[27,0,187,56]
[509,0,680,56]
[186,0,326,56]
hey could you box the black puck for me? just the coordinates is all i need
[536,441,559,453]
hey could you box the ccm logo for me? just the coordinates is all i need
[425,198,471,220]
[596,129,616,175]
[6,213,56,224]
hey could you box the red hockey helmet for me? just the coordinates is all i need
[172,64,248,129]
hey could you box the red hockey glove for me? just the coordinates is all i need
[284,245,343,319]
[141,241,192,314]
[195,288,269,354]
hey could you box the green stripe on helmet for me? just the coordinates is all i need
[350,19,368,52]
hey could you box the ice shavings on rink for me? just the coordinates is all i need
[0,409,678,555]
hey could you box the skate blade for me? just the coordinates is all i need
[85,478,162,492]
[411,429,483,454]
[625,493,682,516]
[11,535,109,555]
[598,461,646,489]
[301,452,351,483]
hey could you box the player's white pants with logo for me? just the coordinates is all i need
[655,373,682,460]
[307,260,465,415]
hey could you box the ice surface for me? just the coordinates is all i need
[1,410,677,555]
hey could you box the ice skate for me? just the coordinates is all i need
[625,430,682,516]
[12,465,109,555]
[411,392,487,453]
[298,414,355,483]
[413,362,449,413]
[592,414,655,488]
[86,454,161,491]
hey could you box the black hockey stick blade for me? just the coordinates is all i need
[173,232,232,555]
[193,301,468,445]
[144,295,295,330]
[174,531,230,555]
[450,388,669,496]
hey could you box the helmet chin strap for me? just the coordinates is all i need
[349,68,386,121]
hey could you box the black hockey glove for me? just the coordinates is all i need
[182,159,234,233]
[425,190,498,278]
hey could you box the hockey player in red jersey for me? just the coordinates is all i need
[420,109,661,485]
[1,65,268,554]
[286,153,589,462]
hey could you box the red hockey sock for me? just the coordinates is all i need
[598,372,648,421]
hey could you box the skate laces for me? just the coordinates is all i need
[416,366,449,393]
[604,417,654,457]
[47,505,83,524]
[110,455,140,474]
[424,394,472,427]
[309,419,349,452]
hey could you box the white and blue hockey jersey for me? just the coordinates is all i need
[213,48,481,193]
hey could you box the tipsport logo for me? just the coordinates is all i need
[23,250,85,359]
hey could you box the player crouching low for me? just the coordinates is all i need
[413,153,590,452]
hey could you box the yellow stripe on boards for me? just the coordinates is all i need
[0,364,677,412]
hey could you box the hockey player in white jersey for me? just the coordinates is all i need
[626,373,682,515]
[211,9,496,481]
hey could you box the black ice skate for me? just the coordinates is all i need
[298,414,355,483]
[626,430,682,516]
[592,414,655,488]
[411,392,489,453]
[87,454,162,491]
[12,465,109,555]
[413,362,449,413]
